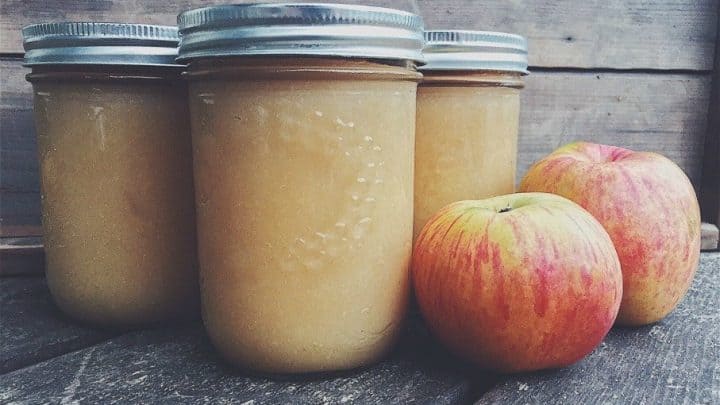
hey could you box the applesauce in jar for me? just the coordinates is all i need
[177,3,425,373]
[414,31,528,238]
[22,23,198,326]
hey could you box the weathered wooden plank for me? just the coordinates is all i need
[0,0,716,70]
[518,72,712,191]
[0,58,40,230]
[1,58,711,231]
[0,225,43,238]
[0,316,475,404]
[700,9,720,229]
[0,277,115,374]
[0,254,717,402]
[477,253,720,405]
[0,236,44,276]
[415,0,719,70]
[0,191,41,229]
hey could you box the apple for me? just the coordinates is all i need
[412,193,623,373]
[519,142,701,326]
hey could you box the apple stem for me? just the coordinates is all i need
[498,206,513,213]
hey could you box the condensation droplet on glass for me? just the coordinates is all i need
[91,106,107,151]
[315,110,323,117]
[356,177,367,183]
[372,146,382,151]
[364,136,373,143]
[351,225,365,240]
[256,105,269,124]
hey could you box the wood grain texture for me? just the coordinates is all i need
[0,225,43,238]
[0,0,717,70]
[0,253,716,402]
[0,253,44,277]
[518,71,712,189]
[0,58,711,231]
[0,236,44,275]
[477,253,720,404]
[0,277,115,374]
[701,11,720,227]
[415,0,719,70]
[0,316,474,404]
[0,58,40,230]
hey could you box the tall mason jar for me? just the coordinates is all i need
[22,23,199,327]
[414,31,528,238]
[177,3,425,373]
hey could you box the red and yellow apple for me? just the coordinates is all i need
[412,193,623,373]
[519,142,701,326]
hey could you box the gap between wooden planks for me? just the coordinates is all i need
[1,224,716,277]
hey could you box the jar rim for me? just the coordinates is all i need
[22,22,182,67]
[421,30,529,74]
[176,3,425,65]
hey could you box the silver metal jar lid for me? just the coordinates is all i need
[177,3,425,64]
[421,30,528,74]
[22,22,181,67]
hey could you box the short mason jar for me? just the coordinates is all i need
[177,3,424,373]
[22,23,199,327]
[414,31,528,238]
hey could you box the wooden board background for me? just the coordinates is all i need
[0,0,718,233]
[701,12,720,228]
[1,0,717,69]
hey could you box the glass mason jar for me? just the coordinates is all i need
[177,3,424,373]
[414,31,528,239]
[22,23,199,327]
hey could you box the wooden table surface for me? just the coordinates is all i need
[0,253,717,404]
